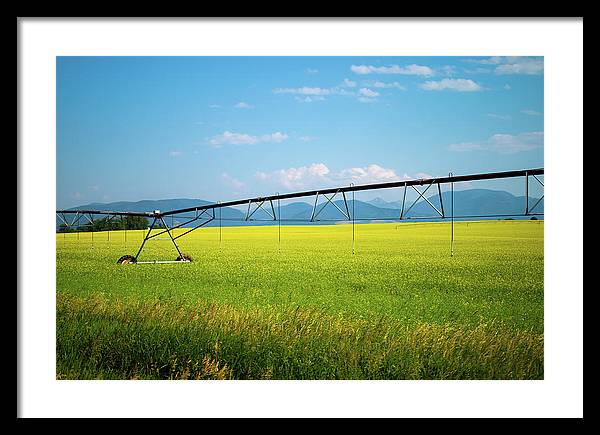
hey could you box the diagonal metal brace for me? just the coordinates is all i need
[158,217,184,259]
[70,212,83,228]
[82,213,95,226]
[148,208,214,240]
[401,180,444,218]
[311,189,350,221]
[246,199,276,221]
[57,213,70,228]
[134,217,157,261]
[173,217,215,240]
[528,174,544,213]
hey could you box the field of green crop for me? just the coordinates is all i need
[56,220,544,380]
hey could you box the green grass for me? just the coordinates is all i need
[56,220,544,379]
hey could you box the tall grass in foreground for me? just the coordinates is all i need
[57,293,543,380]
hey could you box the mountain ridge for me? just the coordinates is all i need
[59,188,543,228]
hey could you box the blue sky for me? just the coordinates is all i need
[56,56,544,209]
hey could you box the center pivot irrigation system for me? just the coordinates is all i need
[56,168,544,264]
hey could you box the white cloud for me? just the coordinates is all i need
[234,102,253,109]
[464,57,504,65]
[295,95,326,103]
[307,163,330,176]
[273,87,332,96]
[358,88,380,98]
[299,136,316,142]
[448,142,486,152]
[356,88,380,103]
[351,64,433,76]
[256,163,331,190]
[274,84,359,103]
[420,78,483,92]
[504,84,512,90]
[369,81,406,90]
[256,163,410,190]
[209,131,288,147]
[440,65,457,76]
[168,150,183,157]
[495,58,544,75]
[261,132,289,143]
[487,113,511,120]
[449,131,544,154]
[274,80,402,103]
[521,109,542,116]
[274,87,335,102]
[350,65,373,75]
[209,132,258,146]
[221,172,245,189]
[306,68,319,74]
[465,57,543,75]
[209,104,221,109]
[414,172,434,180]
[335,164,401,184]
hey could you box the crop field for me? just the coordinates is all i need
[56,220,544,380]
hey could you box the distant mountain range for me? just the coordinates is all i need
[365,188,544,218]
[58,189,543,228]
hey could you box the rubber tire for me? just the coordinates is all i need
[117,255,137,265]
[176,253,192,262]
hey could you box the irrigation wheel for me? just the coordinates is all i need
[176,253,193,262]
[117,254,137,265]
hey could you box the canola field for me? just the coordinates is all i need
[56,220,544,380]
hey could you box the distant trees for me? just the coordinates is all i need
[57,224,76,233]
[57,215,150,232]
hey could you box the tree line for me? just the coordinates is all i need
[56,215,165,232]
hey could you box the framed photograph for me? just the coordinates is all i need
[18,18,583,418]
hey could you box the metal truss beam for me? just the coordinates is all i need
[400,179,445,220]
[246,199,276,221]
[56,167,544,262]
[527,172,545,215]
[56,168,543,220]
[310,189,350,222]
